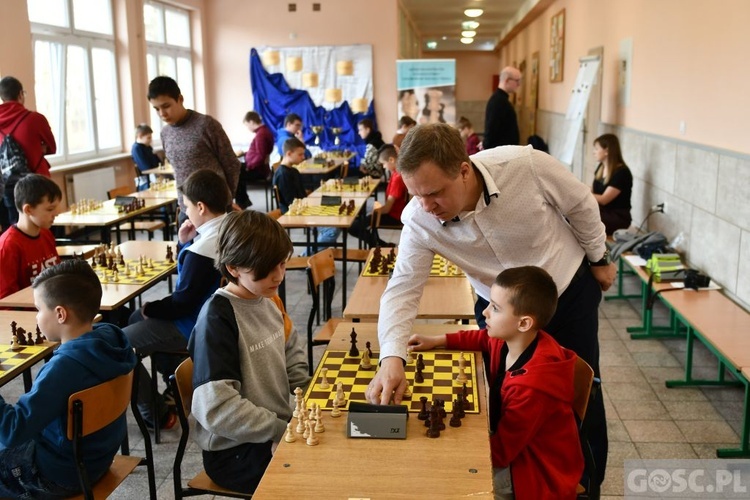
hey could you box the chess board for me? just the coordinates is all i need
[89,259,175,285]
[319,184,372,193]
[0,344,49,378]
[290,205,355,217]
[362,252,465,277]
[304,350,479,414]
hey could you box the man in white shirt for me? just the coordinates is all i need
[365,123,614,484]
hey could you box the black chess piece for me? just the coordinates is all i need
[16,327,27,345]
[426,405,441,438]
[450,400,462,427]
[415,364,424,383]
[418,396,429,420]
[348,328,359,357]
[417,353,425,371]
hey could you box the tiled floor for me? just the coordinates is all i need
[2,188,745,499]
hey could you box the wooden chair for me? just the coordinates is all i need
[67,370,157,500]
[169,358,253,499]
[107,186,166,241]
[306,248,344,374]
[573,356,600,500]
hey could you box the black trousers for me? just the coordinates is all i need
[474,262,608,484]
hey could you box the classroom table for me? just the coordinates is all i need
[253,322,492,499]
[53,198,175,244]
[142,164,174,177]
[0,241,176,312]
[277,197,368,310]
[56,243,100,259]
[0,310,57,391]
[128,180,178,200]
[306,176,381,199]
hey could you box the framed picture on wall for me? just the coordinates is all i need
[549,9,565,82]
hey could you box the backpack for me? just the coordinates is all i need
[0,112,32,189]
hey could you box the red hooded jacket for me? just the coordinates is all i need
[446,329,583,500]
[0,101,56,178]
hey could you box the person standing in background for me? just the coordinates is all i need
[148,76,240,223]
[482,67,522,150]
[235,111,274,209]
[130,124,161,191]
[0,77,57,230]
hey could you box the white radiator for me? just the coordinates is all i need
[65,167,117,203]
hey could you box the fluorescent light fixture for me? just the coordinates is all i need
[464,8,483,18]
[461,30,476,38]
[460,37,474,44]
[462,21,480,30]
[426,41,438,49]
[441,36,447,40]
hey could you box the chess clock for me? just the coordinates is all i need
[346,402,408,439]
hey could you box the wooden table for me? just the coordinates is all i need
[344,275,476,322]
[278,197,368,310]
[53,198,174,244]
[307,177,381,199]
[142,164,174,176]
[56,243,100,259]
[0,241,176,311]
[0,310,57,391]
[253,322,492,499]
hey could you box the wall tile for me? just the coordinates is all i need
[620,129,646,179]
[675,145,719,213]
[716,155,750,231]
[644,138,677,194]
[689,208,740,293]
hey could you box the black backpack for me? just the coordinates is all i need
[0,112,31,189]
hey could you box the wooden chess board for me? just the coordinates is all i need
[290,205,355,216]
[362,252,465,277]
[304,350,479,414]
[89,259,175,285]
[319,184,373,193]
[0,344,49,378]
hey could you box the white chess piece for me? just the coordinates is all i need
[284,423,296,443]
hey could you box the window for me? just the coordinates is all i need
[144,1,194,138]
[28,0,120,162]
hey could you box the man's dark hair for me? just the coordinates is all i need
[216,210,293,284]
[494,266,559,329]
[14,174,62,211]
[32,259,102,323]
[147,76,181,101]
[0,76,23,102]
[398,116,416,128]
[284,113,302,126]
[244,111,262,124]
[358,118,374,130]
[135,123,153,137]
[283,137,305,155]
[178,169,231,214]
[377,144,397,161]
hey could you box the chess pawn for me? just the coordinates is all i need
[314,407,325,433]
[113,269,119,282]
[305,421,319,446]
[319,368,330,390]
[406,349,415,364]
[296,413,306,434]
[284,423,297,443]
[10,335,22,352]
[330,396,341,418]
[302,418,310,439]
[360,349,372,370]
[148,258,154,269]
[403,380,412,398]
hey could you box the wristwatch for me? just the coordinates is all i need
[589,249,611,267]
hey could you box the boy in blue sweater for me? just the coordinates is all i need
[124,169,229,429]
[0,259,136,498]
[130,123,162,190]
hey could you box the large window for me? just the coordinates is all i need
[28,0,121,162]
[144,1,194,137]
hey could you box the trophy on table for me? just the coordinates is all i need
[311,125,324,145]
[331,127,343,146]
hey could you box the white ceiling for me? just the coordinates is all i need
[400,0,528,52]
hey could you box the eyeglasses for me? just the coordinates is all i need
[508,77,522,83]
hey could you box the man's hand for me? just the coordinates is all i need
[591,263,616,291]
[407,334,444,352]
[177,219,196,244]
[365,356,407,405]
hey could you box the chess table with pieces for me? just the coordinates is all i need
[362,247,465,277]
[85,242,176,285]
[286,198,357,216]
[1,313,57,390]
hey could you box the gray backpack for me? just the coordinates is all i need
[0,112,31,190]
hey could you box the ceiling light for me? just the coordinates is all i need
[426,41,437,50]
[464,9,483,18]
[462,21,479,30]
[461,31,476,38]
[441,36,447,40]
[460,37,474,44]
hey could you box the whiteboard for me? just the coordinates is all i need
[554,55,601,166]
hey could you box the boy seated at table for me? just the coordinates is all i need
[130,123,162,191]
[189,210,310,493]
[0,174,61,299]
[273,137,339,253]
[408,266,583,500]
[0,259,137,498]
[123,169,229,430]
[348,143,406,247]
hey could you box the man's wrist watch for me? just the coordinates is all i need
[589,249,611,267]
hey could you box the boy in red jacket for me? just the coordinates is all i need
[409,266,583,500]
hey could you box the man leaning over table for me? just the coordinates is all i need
[365,123,614,485]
